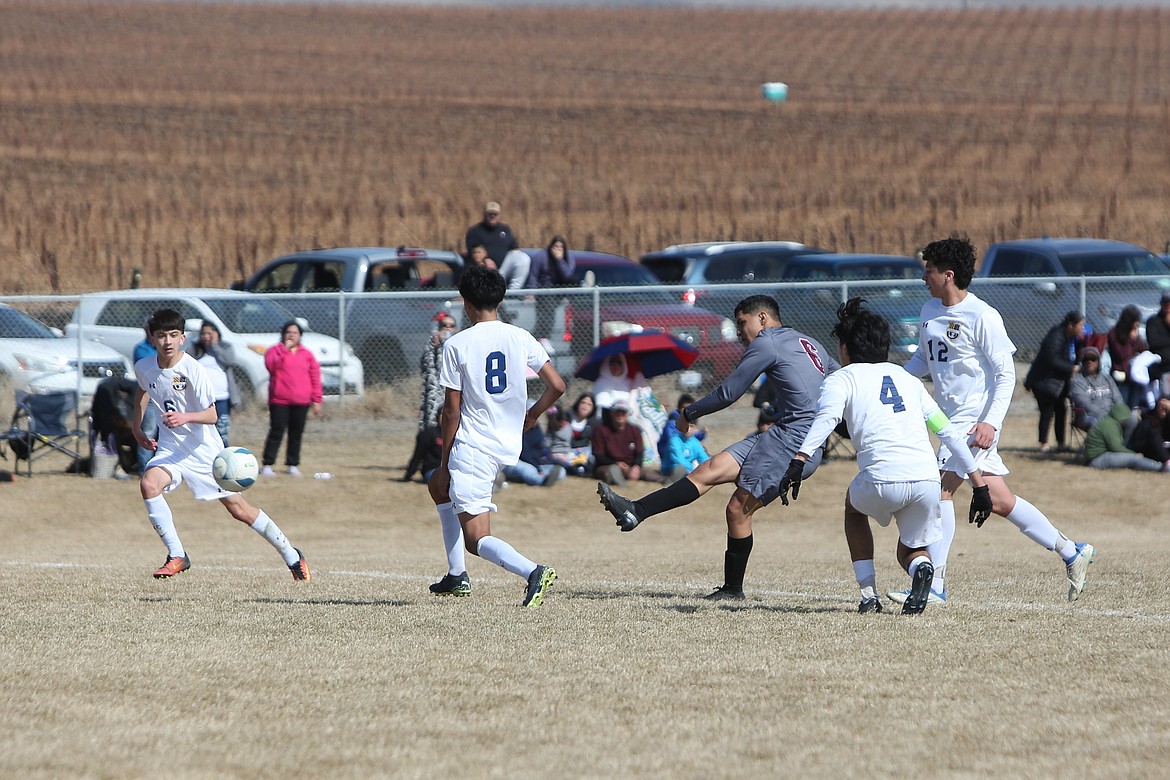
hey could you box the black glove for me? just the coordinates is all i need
[778,459,806,506]
[969,484,992,527]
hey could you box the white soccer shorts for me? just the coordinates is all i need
[848,473,943,549]
[448,438,502,516]
[148,450,231,502]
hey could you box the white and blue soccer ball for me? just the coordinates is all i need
[212,447,259,492]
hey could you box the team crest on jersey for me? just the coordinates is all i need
[945,321,962,340]
[171,374,189,392]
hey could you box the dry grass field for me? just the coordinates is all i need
[3,2,1170,777]
[2,2,1170,293]
[2,398,1169,778]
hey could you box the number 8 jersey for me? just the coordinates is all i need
[440,319,551,464]
[904,291,1017,430]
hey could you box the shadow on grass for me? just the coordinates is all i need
[559,588,843,614]
[243,597,412,607]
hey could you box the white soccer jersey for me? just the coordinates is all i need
[799,362,944,483]
[904,292,1016,426]
[440,319,550,465]
[134,352,222,465]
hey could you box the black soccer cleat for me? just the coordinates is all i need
[597,482,644,532]
[859,596,883,614]
[901,561,936,615]
[703,585,746,602]
[429,572,472,596]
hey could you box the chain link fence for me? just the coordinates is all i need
[4,274,1168,425]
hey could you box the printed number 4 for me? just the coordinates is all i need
[879,376,906,413]
[485,351,507,394]
[926,339,949,362]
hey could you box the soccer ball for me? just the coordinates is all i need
[212,447,259,492]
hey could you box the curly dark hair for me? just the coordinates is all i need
[831,297,889,364]
[921,236,977,289]
[458,263,507,311]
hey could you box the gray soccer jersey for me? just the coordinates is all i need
[685,326,839,504]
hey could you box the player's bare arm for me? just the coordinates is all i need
[524,361,566,431]
[132,386,157,451]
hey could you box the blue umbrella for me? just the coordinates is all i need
[574,329,700,380]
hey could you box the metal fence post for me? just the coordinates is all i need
[592,286,600,349]
[337,291,346,411]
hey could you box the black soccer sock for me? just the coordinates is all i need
[635,477,701,519]
[724,534,754,591]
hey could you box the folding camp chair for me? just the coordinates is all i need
[0,390,84,477]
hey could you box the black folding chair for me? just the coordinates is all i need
[1,390,84,477]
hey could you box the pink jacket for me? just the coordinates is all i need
[265,342,323,406]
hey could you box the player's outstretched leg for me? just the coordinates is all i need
[901,559,935,615]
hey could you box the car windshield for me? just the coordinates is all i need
[0,306,56,339]
[203,298,297,334]
[1060,252,1166,276]
[575,263,681,305]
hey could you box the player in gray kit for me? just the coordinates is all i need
[597,295,838,600]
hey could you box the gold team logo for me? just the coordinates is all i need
[945,321,962,341]
[171,374,189,392]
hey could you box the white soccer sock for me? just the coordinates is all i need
[906,555,930,577]
[476,536,537,579]
[145,496,184,557]
[251,509,300,566]
[437,502,466,576]
[1006,497,1075,559]
[852,559,877,598]
[928,500,956,593]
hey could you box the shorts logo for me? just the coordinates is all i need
[171,374,189,392]
[945,321,962,340]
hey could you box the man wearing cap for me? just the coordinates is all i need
[1069,346,1124,431]
[591,400,644,486]
[465,201,519,268]
[1144,290,1170,396]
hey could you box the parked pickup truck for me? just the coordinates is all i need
[233,247,468,385]
[971,238,1170,360]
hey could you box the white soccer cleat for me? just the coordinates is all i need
[1066,542,1096,602]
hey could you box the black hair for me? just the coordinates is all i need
[459,263,507,310]
[546,234,569,253]
[147,308,185,335]
[200,319,222,337]
[921,236,976,289]
[831,297,890,364]
[1116,304,1143,335]
[573,392,595,416]
[282,320,303,337]
[677,393,695,408]
[1062,310,1085,329]
[734,295,781,321]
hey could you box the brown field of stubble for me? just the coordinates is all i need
[2,2,1170,293]
[2,396,1169,778]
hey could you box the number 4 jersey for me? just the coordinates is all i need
[801,362,954,483]
[439,319,551,464]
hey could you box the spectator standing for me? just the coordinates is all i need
[1107,304,1148,408]
[592,401,644,485]
[1023,311,1084,452]
[1069,347,1123,431]
[188,320,240,446]
[405,313,457,483]
[261,321,322,477]
[528,235,577,342]
[134,331,160,475]
[1082,403,1164,471]
[1145,291,1170,396]
[465,201,518,267]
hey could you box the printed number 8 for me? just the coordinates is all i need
[485,351,507,394]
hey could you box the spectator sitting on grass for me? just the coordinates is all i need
[1068,346,1123,431]
[1082,403,1164,472]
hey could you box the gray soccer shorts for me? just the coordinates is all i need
[724,424,822,506]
